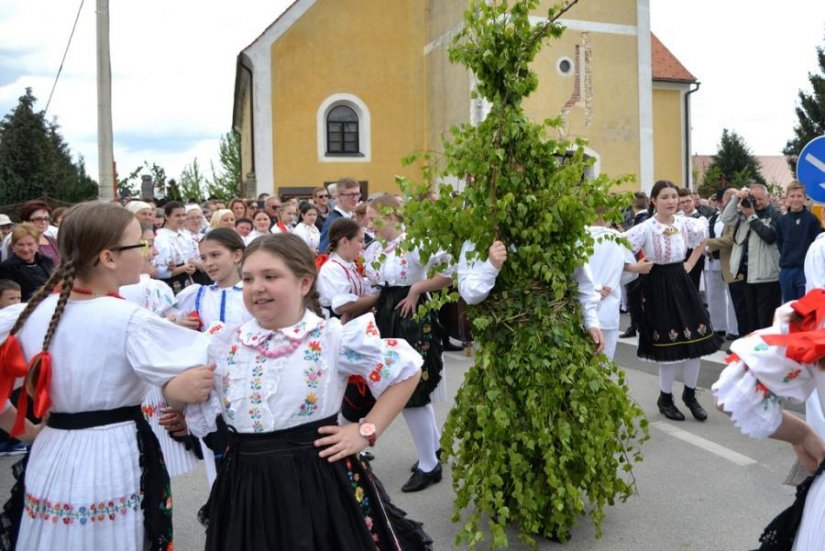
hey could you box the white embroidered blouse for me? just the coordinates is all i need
[119,274,175,317]
[622,216,707,265]
[292,222,321,253]
[185,310,422,435]
[153,227,200,279]
[363,233,452,287]
[171,282,252,334]
[317,253,378,314]
[712,303,825,439]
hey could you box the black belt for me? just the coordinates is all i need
[47,405,141,430]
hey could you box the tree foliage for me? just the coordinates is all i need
[398,1,647,547]
[118,161,169,200]
[206,131,241,200]
[700,128,764,197]
[783,35,825,173]
[0,88,97,205]
[179,158,206,202]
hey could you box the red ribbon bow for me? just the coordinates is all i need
[760,289,825,364]
[0,335,53,436]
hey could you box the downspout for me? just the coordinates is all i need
[684,81,700,189]
[238,53,255,174]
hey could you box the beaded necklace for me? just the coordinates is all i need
[248,331,304,359]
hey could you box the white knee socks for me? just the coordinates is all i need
[402,406,440,472]
[659,358,702,393]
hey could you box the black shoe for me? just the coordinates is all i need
[620,327,637,338]
[726,334,739,341]
[657,392,685,421]
[359,451,375,463]
[442,339,464,352]
[682,387,708,421]
[411,449,442,472]
[402,463,442,492]
[715,330,726,338]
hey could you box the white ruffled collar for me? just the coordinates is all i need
[237,309,323,347]
[649,215,685,236]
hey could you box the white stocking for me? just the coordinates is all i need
[682,358,701,389]
[402,406,439,472]
[659,362,679,394]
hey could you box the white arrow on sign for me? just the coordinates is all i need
[806,152,825,173]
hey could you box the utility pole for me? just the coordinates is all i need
[96,0,115,201]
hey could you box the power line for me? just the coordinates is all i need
[45,0,86,115]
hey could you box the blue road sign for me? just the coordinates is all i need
[798,136,825,203]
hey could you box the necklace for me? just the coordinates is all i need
[70,287,123,299]
[250,333,304,359]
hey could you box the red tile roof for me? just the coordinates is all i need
[652,33,697,83]
[692,155,796,189]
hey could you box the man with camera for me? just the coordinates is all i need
[719,182,781,334]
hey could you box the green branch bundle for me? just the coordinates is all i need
[399,1,647,548]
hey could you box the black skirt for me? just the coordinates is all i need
[637,262,722,362]
[200,416,432,551]
[375,286,443,408]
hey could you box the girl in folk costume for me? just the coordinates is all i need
[363,195,453,493]
[622,180,722,422]
[712,291,825,550]
[170,228,252,469]
[0,202,214,550]
[172,228,251,335]
[292,202,321,254]
[244,211,271,245]
[120,220,200,479]
[185,234,431,550]
[153,201,200,295]
[270,203,296,234]
[317,219,380,423]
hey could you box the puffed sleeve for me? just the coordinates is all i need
[148,279,175,317]
[169,284,201,320]
[317,262,358,313]
[683,216,708,249]
[623,221,651,254]
[0,303,26,342]
[126,307,210,387]
[335,314,422,398]
[363,241,384,286]
[421,247,454,279]
[804,236,825,292]
[457,241,500,305]
[184,325,235,437]
[712,329,817,439]
[152,231,173,279]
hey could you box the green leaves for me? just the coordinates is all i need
[398,1,647,548]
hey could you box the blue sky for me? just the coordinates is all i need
[1,0,824,187]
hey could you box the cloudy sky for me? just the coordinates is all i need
[1,0,824,187]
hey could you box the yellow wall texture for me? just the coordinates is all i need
[239,90,254,184]
[270,0,427,194]
[545,0,638,26]
[652,86,684,186]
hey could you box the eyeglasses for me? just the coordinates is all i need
[30,216,50,223]
[315,194,329,199]
[112,240,151,256]
[339,192,361,198]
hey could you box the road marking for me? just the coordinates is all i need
[805,152,825,173]
[651,421,758,467]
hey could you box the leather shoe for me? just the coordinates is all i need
[411,449,442,472]
[620,327,637,338]
[442,338,464,352]
[657,392,685,421]
[682,387,708,421]
[402,463,442,492]
[726,334,739,341]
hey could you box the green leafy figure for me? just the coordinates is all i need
[398,1,648,548]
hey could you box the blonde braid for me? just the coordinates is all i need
[24,261,75,395]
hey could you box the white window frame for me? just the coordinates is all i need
[317,93,371,163]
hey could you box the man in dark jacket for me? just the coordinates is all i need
[777,181,822,301]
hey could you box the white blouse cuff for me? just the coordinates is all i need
[331,293,360,313]
[712,361,782,439]
[184,392,222,438]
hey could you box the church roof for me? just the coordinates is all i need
[651,33,697,83]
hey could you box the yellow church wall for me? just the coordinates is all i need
[652,86,684,186]
[539,0,638,26]
[269,0,427,194]
[526,30,641,188]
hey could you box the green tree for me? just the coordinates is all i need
[206,131,241,200]
[701,128,765,196]
[783,34,825,173]
[398,1,646,547]
[0,88,97,204]
[179,158,205,202]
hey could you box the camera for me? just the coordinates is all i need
[740,194,755,208]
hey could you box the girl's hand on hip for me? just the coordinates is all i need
[315,424,367,462]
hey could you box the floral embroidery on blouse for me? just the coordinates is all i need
[304,340,322,362]
[365,321,379,337]
[25,492,142,525]
[248,358,265,432]
[783,369,802,383]
[298,393,318,417]
[755,381,780,411]
[141,400,167,422]
[754,342,769,352]
[369,362,392,383]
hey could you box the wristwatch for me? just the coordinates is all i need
[358,419,377,447]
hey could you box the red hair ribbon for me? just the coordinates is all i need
[0,336,54,436]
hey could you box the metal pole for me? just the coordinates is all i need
[96,0,114,201]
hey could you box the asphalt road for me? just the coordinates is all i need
[0,322,805,550]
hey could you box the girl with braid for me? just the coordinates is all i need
[0,202,215,551]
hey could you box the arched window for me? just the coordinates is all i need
[326,105,359,155]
